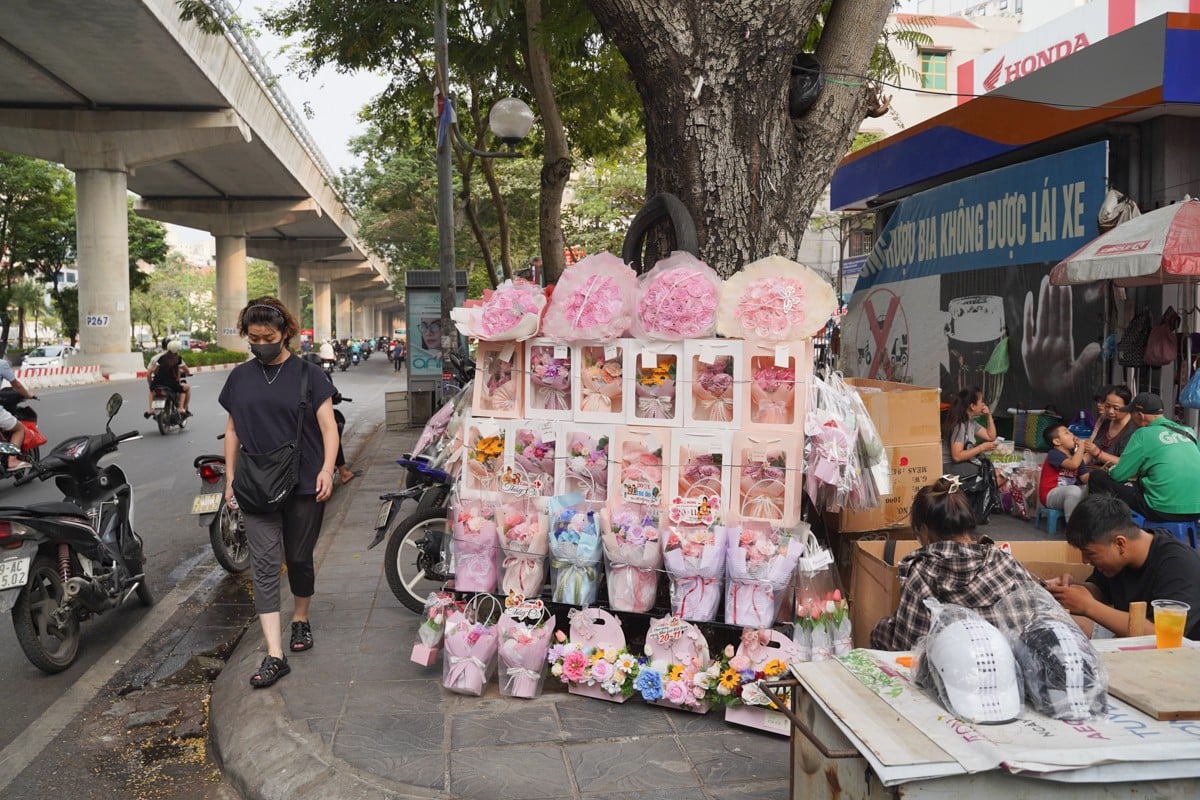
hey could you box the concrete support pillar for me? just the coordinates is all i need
[73,169,142,375]
[374,308,386,338]
[313,281,333,342]
[276,261,301,321]
[335,293,352,339]
[356,301,372,339]
[216,236,249,352]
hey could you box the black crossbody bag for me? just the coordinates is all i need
[233,364,309,515]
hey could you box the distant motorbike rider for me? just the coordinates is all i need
[318,339,336,370]
[0,356,33,471]
[146,339,192,418]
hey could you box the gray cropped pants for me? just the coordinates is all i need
[242,493,325,614]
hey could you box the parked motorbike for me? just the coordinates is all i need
[1,393,152,673]
[191,437,248,574]
[0,387,46,462]
[150,386,186,435]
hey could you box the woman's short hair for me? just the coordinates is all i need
[237,297,299,341]
[911,476,977,541]
[1105,384,1133,407]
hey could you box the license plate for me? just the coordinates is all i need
[375,499,393,529]
[0,556,30,590]
[152,400,166,410]
[191,493,223,515]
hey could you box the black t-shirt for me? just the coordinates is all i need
[218,356,334,495]
[151,352,183,389]
[1089,530,1200,638]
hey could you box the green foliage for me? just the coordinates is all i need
[143,347,247,368]
[58,286,78,345]
[562,138,646,256]
[128,199,169,292]
[246,258,279,300]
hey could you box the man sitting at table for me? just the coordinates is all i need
[1086,392,1200,521]
[1049,494,1200,640]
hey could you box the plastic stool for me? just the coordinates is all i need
[1036,506,1064,535]
[1130,513,1198,548]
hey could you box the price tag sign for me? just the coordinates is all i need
[641,349,659,369]
[774,344,791,368]
[604,344,618,362]
[554,345,569,360]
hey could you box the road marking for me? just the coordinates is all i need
[0,561,222,791]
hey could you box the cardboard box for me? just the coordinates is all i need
[845,378,941,446]
[831,442,942,533]
[849,539,1091,648]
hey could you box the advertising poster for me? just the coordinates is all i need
[406,287,465,383]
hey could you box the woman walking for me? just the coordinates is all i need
[219,298,339,688]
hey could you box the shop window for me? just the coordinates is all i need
[920,50,948,91]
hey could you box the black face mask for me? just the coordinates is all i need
[251,342,283,364]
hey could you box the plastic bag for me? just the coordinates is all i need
[547,495,604,605]
[630,251,721,340]
[1181,369,1200,410]
[449,491,500,593]
[793,530,849,661]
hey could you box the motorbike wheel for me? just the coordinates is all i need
[12,555,80,673]
[384,507,447,613]
[135,575,155,607]
[156,409,169,436]
[209,502,250,573]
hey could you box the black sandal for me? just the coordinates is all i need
[290,621,313,652]
[249,655,290,688]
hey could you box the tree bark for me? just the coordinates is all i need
[584,0,892,277]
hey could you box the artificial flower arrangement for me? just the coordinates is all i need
[496,594,553,699]
[411,591,462,667]
[731,431,801,527]
[542,252,637,343]
[598,504,663,613]
[524,339,573,420]
[794,531,851,661]
[449,495,500,593]
[716,255,837,342]
[496,498,550,599]
[661,523,728,623]
[557,424,611,504]
[682,339,743,429]
[472,342,524,419]
[804,376,861,512]
[549,607,636,703]
[608,426,668,512]
[451,278,547,341]
[667,430,731,528]
[547,495,604,606]
[501,420,557,500]
[723,522,804,628]
[573,342,628,423]
[636,614,731,714]
[627,346,683,426]
[723,629,803,735]
[442,601,501,697]
[630,251,721,340]
[741,341,810,430]
[462,418,506,497]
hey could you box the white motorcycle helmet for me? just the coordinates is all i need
[167,339,182,353]
[916,605,1023,725]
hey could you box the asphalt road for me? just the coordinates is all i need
[0,352,401,751]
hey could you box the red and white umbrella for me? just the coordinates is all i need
[1050,198,1200,287]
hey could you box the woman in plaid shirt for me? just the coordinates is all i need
[871,476,1041,651]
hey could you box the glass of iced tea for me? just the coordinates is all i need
[1151,599,1190,649]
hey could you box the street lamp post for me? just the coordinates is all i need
[434,0,534,399]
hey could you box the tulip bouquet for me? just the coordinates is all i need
[496,609,553,699]
[723,522,803,628]
[662,523,728,622]
[450,497,500,593]
[411,591,461,667]
[526,341,572,417]
[575,344,626,421]
[632,351,681,424]
[560,428,609,503]
[442,608,500,696]
[496,499,549,598]
[548,500,604,605]
[794,531,849,661]
[600,505,662,613]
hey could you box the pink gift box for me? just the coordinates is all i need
[569,681,630,703]
[566,608,630,704]
[473,341,524,419]
[723,629,801,735]
[626,344,684,427]
[724,703,791,735]
[410,643,441,667]
[740,340,809,432]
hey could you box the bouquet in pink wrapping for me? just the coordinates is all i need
[576,344,625,418]
[631,252,721,340]
[442,609,499,696]
[496,611,552,698]
[632,352,680,423]
[542,252,637,343]
[738,454,788,522]
[451,278,547,341]
[600,505,662,613]
[526,342,572,415]
[474,344,522,417]
[662,524,728,622]
[561,429,609,503]
[717,256,837,342]
[508,426,556,498]
[748,360,797,426]
[412,591,461,666]
[723,523,802,628]
[496,500,549,599]
[691,355,736,423]
[450,498,500,593]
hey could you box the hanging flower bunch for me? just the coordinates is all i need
[717,256,837,341]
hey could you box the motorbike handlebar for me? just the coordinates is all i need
[117,430,141,442]
[12,466,41,487]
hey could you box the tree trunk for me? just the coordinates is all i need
[454,144,501,290]
[16,308,24,350]
[584,0,892,277]
[525,0,572,285]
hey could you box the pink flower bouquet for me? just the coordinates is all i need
[689,354,738,424]
[501,424,556,499]
[794,532,847,661]
[631,251,720,340]
[560,427,610,502]
[600,505,663,613]
[525,340,572,418]
[497,613,552,699]
[451,278,547,341]
[747,359,797,427]
[442,609,499,696]
[732,432,801,527]
[668,433,730,528]
[543,252,637,343]
[662,524,728,622]
[496,499,549,598]
[630,349,682,425]
[548,502,604,605]
[549,609,638,703]
[450,498,500,593]
[717,255,837,342]
[411,591,461,666]
[640,615,714,714]
[609,428,667,510]
[723,522,802,628]
[472,342,523,418]
[574,343,626,421]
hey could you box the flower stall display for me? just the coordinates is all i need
[496,598,553,699]
[608,426,668,512]
[442,604,501,696]
[731,431,801,527]
[723,521,804,628]
[794,531,850,661]
[451,278,547,341]
[627,345,684,426]
[547,497,604,605]
[496,498,549,599]
[542,252,638,343]
[599,504,662,613]
[524,339,573,420]
[411,591,461,667]
[472,342,524,419]
[716,255,837,342]
[553,607,635,703]
[557,423,611,504]
[741,341,810,430]
[662,523,728,622]
[667,429,731,527]
[724,629,803,735]
[681,339,743,429]
[630,251,721,341]
[573,342,628,423]
[638,615,718,713]
[501,420,557,501]
[462,418,506,497]
[449,495,500,593]
[804,377,861,512]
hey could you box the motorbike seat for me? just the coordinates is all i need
[0,502,87,519]
[192,454,225,468]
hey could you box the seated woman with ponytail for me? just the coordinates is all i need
[942,386,1001,524]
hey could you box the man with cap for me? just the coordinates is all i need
[1086,392,1200,521]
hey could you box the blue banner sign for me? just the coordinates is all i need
[856,141,1108,292]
